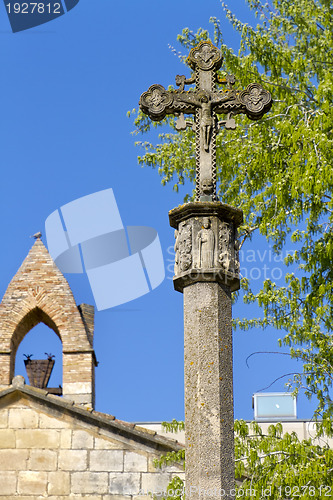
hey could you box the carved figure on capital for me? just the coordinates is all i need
[218,222,232,271]
[200,178,214,201]
[197,217,215,269]
[174,222,192,274]
[234,239,241,274]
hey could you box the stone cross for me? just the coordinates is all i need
[140,40,272,201]
[139,41,272,500]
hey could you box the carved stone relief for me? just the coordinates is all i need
[197,217,215,269]
[200,178,214,202]
[218,222,232,271]
[174,221,192,274]
[234,239,240,274]
[173,216,240,277]
[218,221,240,274]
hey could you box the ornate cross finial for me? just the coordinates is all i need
[139,40,272,201]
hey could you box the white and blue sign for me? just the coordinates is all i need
[45,189,165,310]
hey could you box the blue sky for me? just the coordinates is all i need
[1,0,318,422]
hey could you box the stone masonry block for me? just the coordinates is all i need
[0,429,15,448]
[26,498,67,500]
[162,464,183,473]
[63,381,92,395]
[28,449,58,470]
[66,497,103,500]
[0,397,26,409]
[8,408,38,428]
[148,456,160,472]
[71,471,109,494]
[47,471,70,495]
[94,436,123,450]
[141,473,172,493]
[172,472,185,481]
[16,429,60,448]
[58,449,87,470]
[109,473,141,495]
[65,393,93,407]
[63,497,102,500]
[0,471,17,495]
[104,496,135,500]
[124,451,148,472]
[39,412,71,429]
[72,429,94,449]
[0,358,11,386]
[60,429,72,448]
[0,495,69,500]
[17,471,47,495]
[90,449,123,472]
[0,410,8,428]
[0,449,28,470]
[133,497,152,500]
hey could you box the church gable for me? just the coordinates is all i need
[0,380,184,498]
[0,239,184,498]
[0,239,97,408]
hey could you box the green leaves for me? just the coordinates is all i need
[155,419,333,499]
[161,419,185,433]
[234,420,333,499]
[153,449,185,470]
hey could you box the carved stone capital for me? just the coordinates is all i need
[169,202,243,293]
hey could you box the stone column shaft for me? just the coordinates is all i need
[169,202,242,500]
[184,282,234,499]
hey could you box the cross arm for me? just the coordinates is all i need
[212,83,272,120]
[140,82,272,123]
[139,84,198,122]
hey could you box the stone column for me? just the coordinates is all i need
[169,202,243,500]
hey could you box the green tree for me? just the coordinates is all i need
[154,420,333,499]
[233,420,333,498]
[132,0,333,497]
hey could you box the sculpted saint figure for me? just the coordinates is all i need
[174,223,192,274]
[197,217,215,268]
[219,222,231,271]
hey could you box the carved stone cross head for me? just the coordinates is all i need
[139,40,272,201]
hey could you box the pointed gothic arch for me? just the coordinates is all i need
[0,239,97,408]
[11,306,60,354]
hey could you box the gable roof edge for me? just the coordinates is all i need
[0,385,184,453]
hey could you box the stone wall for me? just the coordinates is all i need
[0,391,184,499]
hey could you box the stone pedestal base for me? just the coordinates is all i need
[184,282,235,499]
